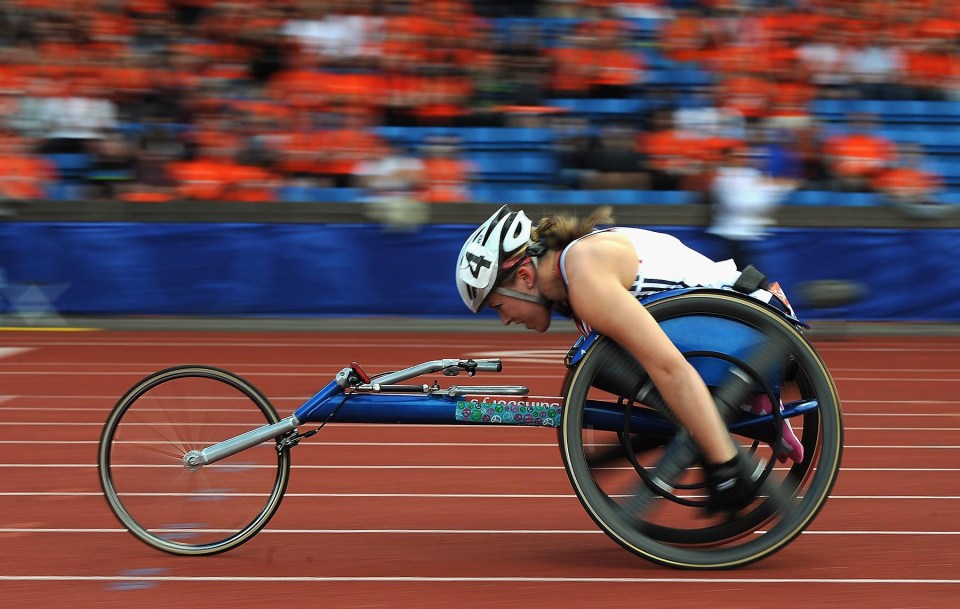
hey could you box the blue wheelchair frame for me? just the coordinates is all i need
[185,287,818,469]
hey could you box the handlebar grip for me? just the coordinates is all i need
[471,359,502,373]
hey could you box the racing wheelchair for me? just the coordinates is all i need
[97,287,843,569]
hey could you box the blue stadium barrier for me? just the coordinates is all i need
[3,222,960,320]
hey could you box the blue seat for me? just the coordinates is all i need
[912,128,960,153]
[45,181,86,201]
[462,128,554,151]
[839,192,880,206]
[809,99,848,122]
[937,191,960,205]
[645,69,714,88]
[278,186,364,203]
[785,190,830,206]
[925,158,960,186]
[508,188,555,204]
[45,153,92,180]
[624,17,667,40]
[494,17,580,46]
[786,190,880,206]
[568,190,696,205]
[468,152,558,183]
[546,98,646,119]
[810,98,960,125]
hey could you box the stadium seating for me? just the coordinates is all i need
[469,187,698,205]
[278,186,365,203]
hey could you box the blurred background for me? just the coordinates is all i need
[0,0,959,325]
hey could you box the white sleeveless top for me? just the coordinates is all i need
[557,227,744,335]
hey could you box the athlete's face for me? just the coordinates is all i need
[485,276,552,333]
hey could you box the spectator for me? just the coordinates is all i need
[547,31,595,99]
[168,114,279,202]
[552,114,593,189]
[796,28,851,99]
[581,123,649,190]
[637,107,708,191]
[673,85,746,142]
[353,142,427,230]
[822,113,898,192]
[581,18,645,99]
[0,135,55,201]
[872,143,953,219]
[87,129,137,200]
[419,135,475,203]
[843,30,906,100]
[315,107,389,187]
[35,80,119,155]
[121,138,179,203]
[707,145,797,270]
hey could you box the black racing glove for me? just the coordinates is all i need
[703,452,764,515]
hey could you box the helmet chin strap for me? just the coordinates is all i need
[492,256,554,308]
[493,286,549,305]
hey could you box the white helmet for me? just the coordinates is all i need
[456,205,534,313]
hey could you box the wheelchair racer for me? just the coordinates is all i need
[455,205,803,514]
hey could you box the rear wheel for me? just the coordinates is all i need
[559,293,843,569]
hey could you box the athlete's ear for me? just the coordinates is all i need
[515,263,535,288]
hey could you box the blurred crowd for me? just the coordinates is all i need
[0,0,958,207]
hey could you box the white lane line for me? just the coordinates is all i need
[7,398,960,405]
[0,347,31,359]
[1,528,959,536]
[0,575,957,584]
[2,492,960,500]
[3,441,567,447]
[0,413,955,422]
[844,427,960,431]
[2,434,958,449]
[2,463,960,471]
[819,346,960,353]
[8,370,960,383]
[0,369,554,377]
[1,429,957,445]
[0,340,519,349]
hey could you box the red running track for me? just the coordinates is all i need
[0,328,958,608]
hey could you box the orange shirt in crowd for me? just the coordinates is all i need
[548,46,595,96]
[872,165,943,196]
[314,129,389,177]
[0,154,55,200]
[637,129,698,175]
[421,157,473,203]
[590,48,644,88]
[824,132,897,178]
[125,0,170,15]
[717,74,774,119]
[168,158,278,202]
[903,51,959,87]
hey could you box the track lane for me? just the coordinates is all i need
[1,330,958,607]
